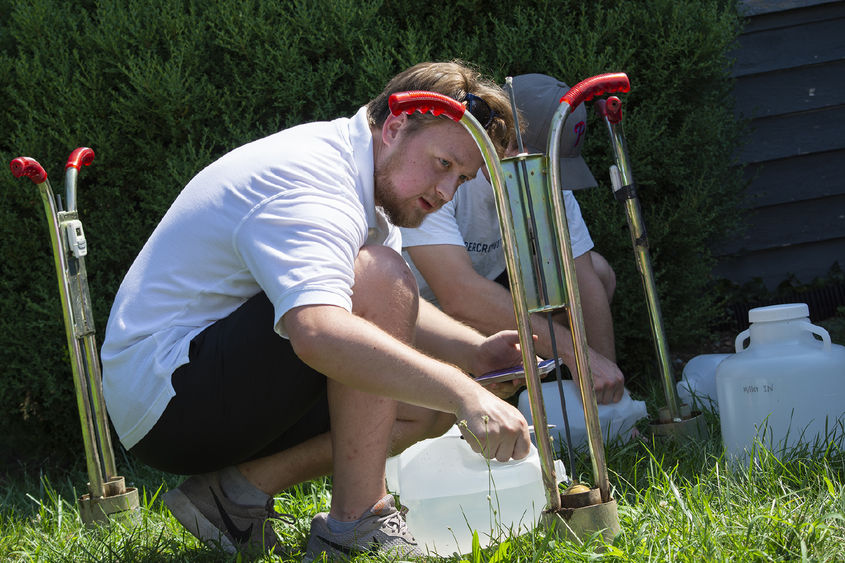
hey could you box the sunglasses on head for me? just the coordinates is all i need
[463,93,498,129]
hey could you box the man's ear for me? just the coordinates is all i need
[380,112,407,148]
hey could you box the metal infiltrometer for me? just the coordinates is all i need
[390,73,629,546]
[390,73,628,552]
[503,73,635,543]
[10,149,140,525]
[594,97,708,441]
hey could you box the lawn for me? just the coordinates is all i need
[2,412,844,561]
[2,314,844,562]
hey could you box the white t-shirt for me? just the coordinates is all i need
[102,107,401,449]
[401,173,593,306]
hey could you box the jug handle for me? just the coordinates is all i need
[735,322,832,352]
[799,321,832,352]
[735,329,751,352]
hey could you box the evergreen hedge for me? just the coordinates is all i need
[0,0,745,462]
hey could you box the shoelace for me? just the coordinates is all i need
[377,511,415,541]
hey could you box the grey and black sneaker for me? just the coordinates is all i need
[163,471,294,555]
[303,495,424,562]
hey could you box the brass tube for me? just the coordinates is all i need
[459,112,562,512]
[602,118,681,420]
[547,103,611,502]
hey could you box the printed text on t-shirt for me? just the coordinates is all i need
[465,239,502,254]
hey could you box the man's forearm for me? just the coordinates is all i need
[437,275,567,361]
[286,304,476,414]
[414,299,485,374]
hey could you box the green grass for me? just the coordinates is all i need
[2,416,844,562]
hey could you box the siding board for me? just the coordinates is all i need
[733,60,845,118]
[713,238,845,286]
[713,2,844,289]
[719,194,845,254]
[741,1,845,27]
[731,17,845,77]
[736,105,845,163]
[742,149,845,207]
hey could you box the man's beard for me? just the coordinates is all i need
[374,151,429,228]
[375,175,424,228]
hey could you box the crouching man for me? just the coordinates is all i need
[101,60,530,560]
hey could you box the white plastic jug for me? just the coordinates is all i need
[517,380,648,448]
[677,353,731,413]
[385,424,564,556]
[716,303,845,460]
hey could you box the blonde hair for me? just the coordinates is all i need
[367,61,519,159]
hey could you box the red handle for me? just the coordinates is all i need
[389,91,465,122]
[66,147,95,170]
[10,157,48,184]
[594,96,624,124]
[561,72,630,108]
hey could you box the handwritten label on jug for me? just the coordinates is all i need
[743,383,774,394]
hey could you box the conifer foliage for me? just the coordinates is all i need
[0,0,745,460]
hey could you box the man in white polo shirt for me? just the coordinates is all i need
[403,73,625,405]
[101,61,530,560]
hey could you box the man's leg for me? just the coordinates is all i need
[151,245,444,556]
[587,250,616,303]
[328,244,420,520]
[237,407,451,496]
[302,245,430,560]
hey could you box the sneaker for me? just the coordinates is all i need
[163,471,294,555]
[303,495,424,561]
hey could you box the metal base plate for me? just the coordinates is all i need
[542,492,621,547]
[649,412,709,441]
[78,476,140,526]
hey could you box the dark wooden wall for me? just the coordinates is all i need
[713,0,845,290]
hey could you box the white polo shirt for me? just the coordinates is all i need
[401,173,593,306]
[102,107,400,449]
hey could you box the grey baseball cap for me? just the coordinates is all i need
[511,73,597,190]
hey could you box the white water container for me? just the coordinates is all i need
[677,353,731,413]
[715,303,845,460]
[517,381,648,448]
[385,424,563,556]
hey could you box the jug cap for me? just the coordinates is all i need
[748,303,809,323]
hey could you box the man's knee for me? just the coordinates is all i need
[589,251,616,302]
[351,246,419,329]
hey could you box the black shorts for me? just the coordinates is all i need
[129,292,330,475]
[493,269,509,289]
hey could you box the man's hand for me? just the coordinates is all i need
[470,330,524,399]
[469,330,532,377]
[455,389,531,462]
[484,379,525,400]
[583,348,625,404]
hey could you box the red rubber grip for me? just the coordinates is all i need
[66,147,95,170]
[389,91,465,122]
[10,157,47,184]
[605,96,623,123]
[594,96,623,124]
[561,73,630,108]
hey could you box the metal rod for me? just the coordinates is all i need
[64,156,120,480]
[600,108,681,420]
[82,330,118,478]
[547,102,611,502]
[65,166,79,212]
